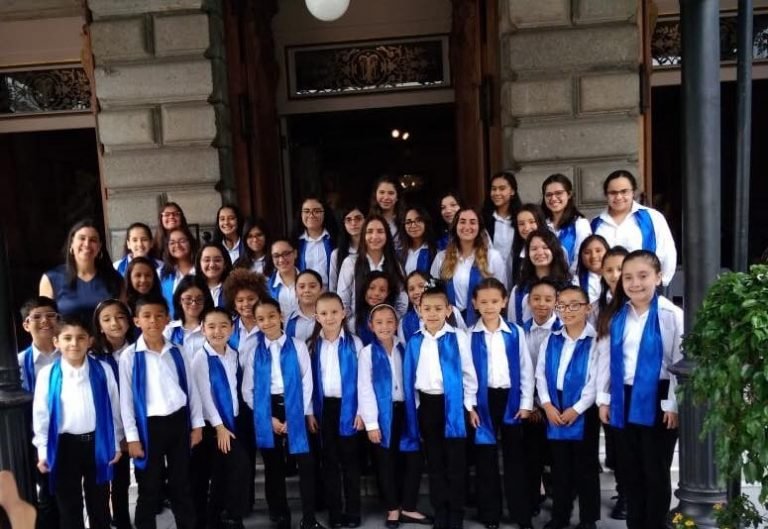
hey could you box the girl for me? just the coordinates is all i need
[470,278,534,529]
[165,275,213,360]
[430,208,507,327]
[483,172,522,263]
[541,174,592,274]
[113,223,161,277]
[241,299,321,529]
[436,191,462,251]
[509,204,548,287]
[329,205,365,292]
[153,201,189,252]
[370,176,405,252]
[338,215,407,319]
[591,170,677,285]
[293,196,338,289]
[575,235,610,304]
[195,243,232,308]
[286,269,323,343]
[307,293,364,528]
[354,271,396,346]
[598,246,629,314]
[535,285,600,529]
[508,229,571,325]
[401,282,479,529]
[125,257,162,315]
[357,303,429,528]
[159,226,198,319]
[234,218,272,276]
[401,206,437,275]
[399,270,466,343]
[267,239,300,317]
[596,250,682,529]
[213,204,245,264]
[222,268,268,354]
[92,299,134,529]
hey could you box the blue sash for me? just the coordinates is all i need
[356,319,375,346]
[131,346,189,470]
[471,322,522,445]
[207,351,236,432]
[311,334,359,437]
[102,353,119,389]
[160,271,177,319]
[297,234,334,280]
[544,332,592,441]
[591,209,656,253]
[267,272,281,300]
[446,265,483,326]
[401,308,421,339]
[116,256,130,277]
[47,357,115,492]
[437,233,449,251]
[558,221,577,266]
[21,346,35,393]
[370,339,405,449]
[170,325,184,346]
[609,297,663,428]
[415,247,431,274]
[523,316,562,334]
[513,285,529,326]
[228,317,241,350]
[285,315,299,339]
[252,336,309,454]
[402,330,466,452]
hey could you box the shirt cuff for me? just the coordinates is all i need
[365,422,380,431]
[464,396,477,411]
[660,399,677,413]
[572,400,589,415]
[124,427,140,443]
[520,397,534,411]
[37,446,47,462]
[597,392,611,406]
[191,417,205,429]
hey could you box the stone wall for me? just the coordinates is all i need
[499,0,642,217]
[87,0,231,255]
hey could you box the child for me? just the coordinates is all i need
[33,315,122,529]
[470,278,534,529]
[241,299,323,529]
[119,295,204,529]
[307,293,364,528]
[268,239,300,317]
[222,268,268,353]
[113,222,162,277]
[483,172,522,264]
[509,204,548,286]
[329,205,365,292]
[165,275,213,360]
[213,205,245,264]
[196,243,233,308]
[126,256,163,314]
[401,282,479,529]
[399,270,467,343]
[294,196,337,289]
[401,206,436,275]
[535,285,600,529]
[541,174,592,274]
[92,299,134,529]
[159,227,198,319]
[370,176,405,252]
[575,235,610,304]
[18,296,61,529]
[436,192,462,251]
[191,308,249,529]
[234,218,271,276]
[355,271,396,346]
[357,303,429,528]
[596,250,682,529]
[286,269,323,343]
[598,246,629,314]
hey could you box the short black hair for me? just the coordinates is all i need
[420,280,450,305]
[20,296,58,320]
[201,306,233,323]
[134,294,169,315]
[56,314,92,336]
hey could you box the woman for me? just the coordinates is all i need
[483,171,522,263]
[233,218,272,276]
[159,226,198,319]
[292,195,338,288]
[267,238,300,317]
[401,206,437,275]
[541,173,591,274]
[329,205,365,292]
[213,204,245,264]
[39,219,123,322]
[153,201,189,253]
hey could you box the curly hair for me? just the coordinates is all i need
[222,268,268,315]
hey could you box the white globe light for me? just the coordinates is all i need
[305,0,350,21]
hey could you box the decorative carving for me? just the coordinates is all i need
[0,68,91,116]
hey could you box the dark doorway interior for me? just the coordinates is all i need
[0,128,102,347]
[286,103,456,224]
[651,79,768,268]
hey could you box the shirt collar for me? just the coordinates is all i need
[290,308,315,322]
[421,323,455,340]
[320,328,346,344]
[492,211,511,222]
[473,317,511,335]
[273,269,298,287]
[204,341,236,359]
[366,254,385,270]
[264,333,286,349]
[530,312,558,331]
[136,335,174,355]
[300,229,329,242]
[60,356,88,378]
[553,322,596,343]
[32,344,59,363]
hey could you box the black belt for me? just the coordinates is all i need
[61,432,94,442]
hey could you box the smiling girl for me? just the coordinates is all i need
[541,174,592,274]
[113,223,162,277]
[293,196,338,288]
[401,206,437,275]
[509,204,548,287]
[159,227,197,319]
[330,205,365,292]
[436,191,462,251]
[213,205,245,264]
[483,172,522,264]
[234,218,272,276]
[195,243,232,308]
[574,235,610,304]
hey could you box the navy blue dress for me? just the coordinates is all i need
[46,265,115,321]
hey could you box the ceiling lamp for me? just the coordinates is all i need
[305,0,350,22]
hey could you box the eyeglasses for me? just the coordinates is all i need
[301,208,324,217]
[181,296,205,306]
[161,211,181,218]
[544,190,567,200]
[344,214,364,224]
[404,218,424,227]
[201,257,224,264]
[555,302,590,313]
[26,312,59,323]
[168,239,189,247]
[247,232,265,239]
[606,189,633,199]
[272,250,294,261]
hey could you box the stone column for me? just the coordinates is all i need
[499,0,642,215]
[87,0,233,253]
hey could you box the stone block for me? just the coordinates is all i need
[153,13,210,56]
[579,72,639,113]
[88,0,204,20]
[578,161,640,203]
[505,26,638,72]
[98,108,156,148]
[506,78,572,117]
[90,18,150,61]
[104,192,163,233]
[94,59,213,106]
[511,118,639,162]
[574,0,637,24]
[102,147,220,188]
[507,0,570,29]
[160,103,217,145]
[515,164,574,204]
[163,188,222,226]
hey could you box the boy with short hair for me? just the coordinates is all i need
[119,295,204,529]
[32,315,122,529]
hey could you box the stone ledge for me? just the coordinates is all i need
[102,147,220,188]
[160,102,217,145]
[90,17,151,61]
[153,12,209,57]
[515,164,575,204]
[508,0,570,29]
[88,0,205,20]
[574,0,637,25]
[505,77,573,117]
[578,72,639,113]
[97,107,157,148]
[578,160,640,203]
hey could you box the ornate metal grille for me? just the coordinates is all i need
[0,67,91,116]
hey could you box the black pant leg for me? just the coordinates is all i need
[111,451,132,529]
[500,423,530,525]
[190,425,215,529]
[32,447,59,529]
[296,452,317,521]
[473,390,503,524]
[321,399,344,519]
[53,436,87,529]
[134,417,168,529]
[575,407,601,524]
[417,394,449,523]
[640,413,678,529]
[549,440,574,526]
[81,438,111,529]
[163,410,197,529]
[339,432,361,516]
[522,417,546,512]
[209,434,250,520]
[237,403,257,509]
[261,444,290,519]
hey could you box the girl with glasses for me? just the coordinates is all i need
[541,174,591,275]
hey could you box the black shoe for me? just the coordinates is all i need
[275,515,291,529]
[483,523,498,529]
[329,514,343,529]
[610,494,627,520]
[399,514,434,525]
[300,518,328,529]
[343,515,361,528]
[543,522,568,529]
[386,519,400,529]
[576,523,597,529]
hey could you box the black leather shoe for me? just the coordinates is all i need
[343,515,361,528]
[275,516,291,529]
[328,515,343,529]
[399,514,434,525]
[300,519,328,529]
[483,523,499,529]
[610,494,627,520]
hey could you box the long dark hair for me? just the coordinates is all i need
[575,234,610,285]
[172,274,214,326]
[234,217,273,276]
[212,204,244,247]
[401,205,437,264]
[153,202,189,252]
[510,204,548,285]
[541,173,584,230]
[92,299,135,353]
[354,270,397,335]
[194,242,233,287]
[125,256,162,314]
[597,246,629,313]
[484,171,522,218]
[369,175,405,225]
[63,219,122,296]
[353,214,405,298]
[290,195,339,245]
[517,228,571,290]
[436,190,463,240]
[161,226,198,277]
[333,204,366,285]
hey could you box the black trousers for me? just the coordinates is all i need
[615,383,678,529]
[549,404,601,526]
[238,401,257,508]
[522,411,548,511]
[110,450,131,529]
[134,407,196,529]
[53,433,110,529]
[30,444,59,529]
[261,395,317,522]
[417,392,466,528]
[374,402,423,512]
[320,397,361,518]
[473,388,530,526]
[190,425,216,529]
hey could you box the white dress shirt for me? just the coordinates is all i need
[163,320,205,362]
[548,217,592,274]
[191,342,240,426]
[413,324,478,411]
[430,248,508,312]
[300,229,331,287]
[574,271,602,304]
[357,340,405,431]
[234,318,262,369]
[596,296,683,413]
[249,255,266,275]
[223,238,242,265]
[337,254,408,319]
[524,312,560,368]
[404,243,429,275]
[119,336,205,443]
[210,283,223,307]
[592,202,677,285]
[396,307,467,343]
[271,270,299,318]
[317,330,363,399]
[491,212,514,263]
[507,285,531,325]
[329,246,357,293]
[535,324,598,414]
[18,345,60,391]
[33,357,122,461]
[286,309,316,343]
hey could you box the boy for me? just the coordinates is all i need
[32,315,122,529]
[119,295,204,529]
